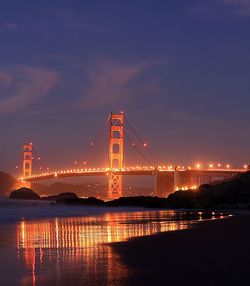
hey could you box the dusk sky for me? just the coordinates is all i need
[0,0,249,176]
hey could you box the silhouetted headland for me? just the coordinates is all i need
[168,170,250,209]
[10,187,40,200]
[43,192,78,201]
[6,171,250,209]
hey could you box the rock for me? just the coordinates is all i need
[43,192,78,201]
[166,171,250,209]
[106,196,169,208]
[10,188,40,200]
[56,196,105,206]
[167,190,197,208]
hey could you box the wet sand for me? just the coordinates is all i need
[112,214,250,286]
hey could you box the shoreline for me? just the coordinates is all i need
[112,214,250,286]
[0,199,172,224]
[0,198,238,224]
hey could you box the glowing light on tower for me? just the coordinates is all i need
[108,112,124,199]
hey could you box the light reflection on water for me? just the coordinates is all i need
[15,210,221,286]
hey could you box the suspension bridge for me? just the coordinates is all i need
[18,112,247,199]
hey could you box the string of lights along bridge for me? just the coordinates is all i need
[18,112,248,199]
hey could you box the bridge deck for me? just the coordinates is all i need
[18,168,245,182]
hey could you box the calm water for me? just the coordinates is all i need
[0,208,226,286]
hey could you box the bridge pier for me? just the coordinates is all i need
[154,169,240,197]
[21,143,33,189]
[108,112,124,199]
[154,171,175,198]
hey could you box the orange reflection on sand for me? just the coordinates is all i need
[16,210,189,286]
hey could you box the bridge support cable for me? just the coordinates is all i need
[23,143,50,176]
[113,117,152,166]
[32,146,48,171]
[123,129,152,166]
[124,116,158,163]
[121,116,158,166]
[20,112,160,198]
[79,115,110,167]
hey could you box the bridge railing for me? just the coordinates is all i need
[18,165,246,182]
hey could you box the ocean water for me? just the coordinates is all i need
[0,201,227,286]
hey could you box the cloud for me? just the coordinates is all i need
[150,101,192,121]
[74,60,164,110]
[0,71,12,86]
[221,0,250,7]
[192,0,250,17]
[220,0,250,15]
[0,22,19,31]
[0,66,58,114]
[0,8,104,37]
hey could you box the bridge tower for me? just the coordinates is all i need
[108,112,124,199]
[22,143,33,188]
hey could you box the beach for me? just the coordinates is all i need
[0,203,227,286]
[112,214,250,286]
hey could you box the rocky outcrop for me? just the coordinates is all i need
[106,196,168,208]
[56,197,105,206]
[167,171,250,209]
[43,192,78,201]
[10,188,40,200]
[54,196,169,208]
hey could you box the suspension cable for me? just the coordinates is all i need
[125,116,154,155]
[80,114,110,164]
[124,116,160,166]
[123,129,152,165]
[115,118,153,165]
[32,146,48,170]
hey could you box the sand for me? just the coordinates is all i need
[112,214,250,286]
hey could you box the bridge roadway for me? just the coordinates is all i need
[18,167,245,182]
